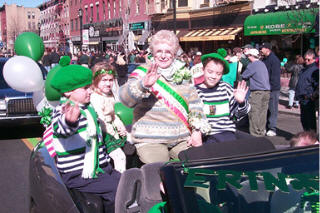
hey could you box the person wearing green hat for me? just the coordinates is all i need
[195,51,250,143]
[49,60,120,213]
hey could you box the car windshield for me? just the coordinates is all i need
[160,146,319,213]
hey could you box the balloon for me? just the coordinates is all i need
[14,32,45,61]
[280,62,285,67]
[283,58,288,63]
[33,89,59,112]
[3,56,44,92]
[45,64,62,101]
[33,89,45,112]
[114,102,134,126]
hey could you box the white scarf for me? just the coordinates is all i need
[81,108,99,179]
[157,59,186,81]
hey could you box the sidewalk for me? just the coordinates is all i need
[279,77,300,116]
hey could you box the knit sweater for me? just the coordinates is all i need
[51,103,110,174]
[119,64,207,145]
[196,81,250,135]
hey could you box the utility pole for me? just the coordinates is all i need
[78,8,83,51]
[173,0,176,34]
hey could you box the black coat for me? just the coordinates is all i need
[262,52,281,91]
[285,63,303,90]
[295,63,319,102]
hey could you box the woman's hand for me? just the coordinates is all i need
[187,130,202,147]
[63,102,80,125]
[142,63,160,88]
[234,80,248,104]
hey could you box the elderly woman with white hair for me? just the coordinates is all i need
[119,30,210,164]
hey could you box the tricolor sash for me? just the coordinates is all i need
[43,124,56,158]
[130,66,191,131]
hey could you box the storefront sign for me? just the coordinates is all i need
[105,26,122,32]
[244,8,318,36]
[83,29,89,45]
[130,22,145,30]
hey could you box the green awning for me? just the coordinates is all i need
[244,8,319,36]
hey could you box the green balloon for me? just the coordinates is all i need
[114,102,134,126]
[45,65,62,101]
[14,32,45,61]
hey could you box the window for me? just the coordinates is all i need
[32,12,35,19]
[70,0,72,6]
[96,4,99,21]
[28,22,31,29]
[27,12,31,19]
[91,6,94,22]
[74,0,77,6]
[85,8,88,23]
[128,0,131,15]
[103,1,106,20]
[108,0,111,19]
[32,22,36,30]
[119,0,122,16]
[113,0,116,17]
[146,0,149,14]
[75,18,78,31]
[161,0,165,11]
[178,0,188,7]
[136,0,140,14]
[71,19,73,31]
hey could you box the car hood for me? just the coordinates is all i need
[0,88,32,99]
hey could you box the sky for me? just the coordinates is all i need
[0,0,46,8]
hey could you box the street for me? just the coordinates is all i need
[0,113,304,213]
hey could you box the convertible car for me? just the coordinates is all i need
[29,137,319,213]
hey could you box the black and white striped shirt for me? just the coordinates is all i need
[196,81,250,135]
[52,104,110,174]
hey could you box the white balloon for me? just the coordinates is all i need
[33,89,59,112]
[32,89,45,112]
[3,56,44,92]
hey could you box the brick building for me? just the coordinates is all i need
[39,0,70,52]
[0,4,40,53]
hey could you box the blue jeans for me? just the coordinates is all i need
[288,89,299,107]
[267,90,280,131]
[44,66,51,72]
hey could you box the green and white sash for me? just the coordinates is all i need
[130,66,191,131]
